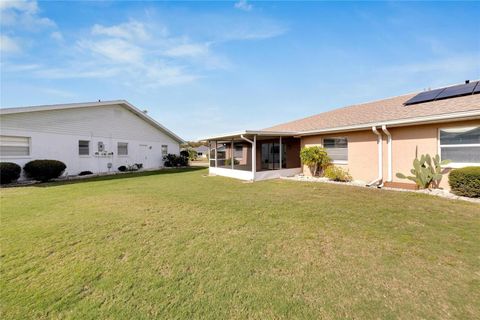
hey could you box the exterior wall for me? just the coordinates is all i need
[301,119,480,190]
[389,119,480,189]
[0,105,180,177]
[302,130,378,182]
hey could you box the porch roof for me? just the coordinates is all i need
[203,130,299,141]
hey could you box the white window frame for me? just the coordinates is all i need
[323,137,348,165]
[0,135,31,158]
[117,142,129,156]
[438,126,480,168]
[78,140,90,157]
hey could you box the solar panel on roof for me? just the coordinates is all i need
[435,81,478,100]
[404,80,480,106]
[473,81,480,94]
[403,87,445,105]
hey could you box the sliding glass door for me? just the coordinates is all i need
[261,142,286,170]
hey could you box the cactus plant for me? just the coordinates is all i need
[396,153,450,189]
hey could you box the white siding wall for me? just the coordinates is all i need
[0,105,180,177]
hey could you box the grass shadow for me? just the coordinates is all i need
[32,167,206,188]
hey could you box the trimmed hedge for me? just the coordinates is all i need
[0,162,21,184]
[23,160,66,182]
[448,166,480,198]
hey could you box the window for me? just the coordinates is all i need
[78,140,90,156]
[440,126,480,166]
[234,144,243,159]
[324,138,348,163]
[117,142,128,156]
[0,135,30,156]
[161,145,168,157]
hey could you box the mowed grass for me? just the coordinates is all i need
[1,168,479,319]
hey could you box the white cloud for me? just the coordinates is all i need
[50,31,63,41]
[0,35,21,53]
[1,7,287,90]
[91,20,149,41]
[78,38,144,64]
[0,0,55,29]
[234,0,253,12]
[164,43,209,57]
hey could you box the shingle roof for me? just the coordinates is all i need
[264,92,480,132]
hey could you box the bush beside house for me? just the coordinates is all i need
[299,146,330,176]
[163,154,188,167]
[23,160,66,182]
[0,162,21,185]
[448,166,480,198]
[324,165,352,182]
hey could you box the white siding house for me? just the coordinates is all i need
[0,100,183,178]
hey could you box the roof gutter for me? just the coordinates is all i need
[296,109,480,137]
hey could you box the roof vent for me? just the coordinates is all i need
[465,80,470,84]
[143,110,148,114]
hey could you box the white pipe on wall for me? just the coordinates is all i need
[367,126,383,186]
[240,134,256,179]
[382,125,392,182]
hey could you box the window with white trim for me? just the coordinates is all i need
[0,135,30,156]
[161,145,168,157]
[78,140,90,155]
[117,142,128,156]
[324,138,348,162]
[439,126,480,165]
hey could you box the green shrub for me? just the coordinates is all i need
[448,166,480,198]
[324,165,352,182]
[300,146,331,176]
[224,158,240,166]
[0,162,21,184]
[79,171,93,176]
[118,166,127,172]
[181,149,198,161]
[23,160,66,182]
[164,154,188,167]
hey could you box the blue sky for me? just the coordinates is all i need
[1,1,479,140]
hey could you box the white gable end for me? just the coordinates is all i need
[0,102,182,177]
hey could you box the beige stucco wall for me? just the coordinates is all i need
[302,131,378,182]
[301,119,480,190]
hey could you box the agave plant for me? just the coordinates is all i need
[396,154,450,189]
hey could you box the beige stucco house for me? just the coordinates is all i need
[204,81,480,189]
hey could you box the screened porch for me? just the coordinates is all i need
[206,131,302,181]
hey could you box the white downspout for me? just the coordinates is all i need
[214,141,218,168]
[231,139,234,170]
[367,126,383,187]
[382,125,392,182]
[240,134,256,181]
[279,136,282,170]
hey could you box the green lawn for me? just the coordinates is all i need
[1,168,479,319]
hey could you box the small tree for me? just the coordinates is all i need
[188,149,198,161]
[299,146,331,176]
